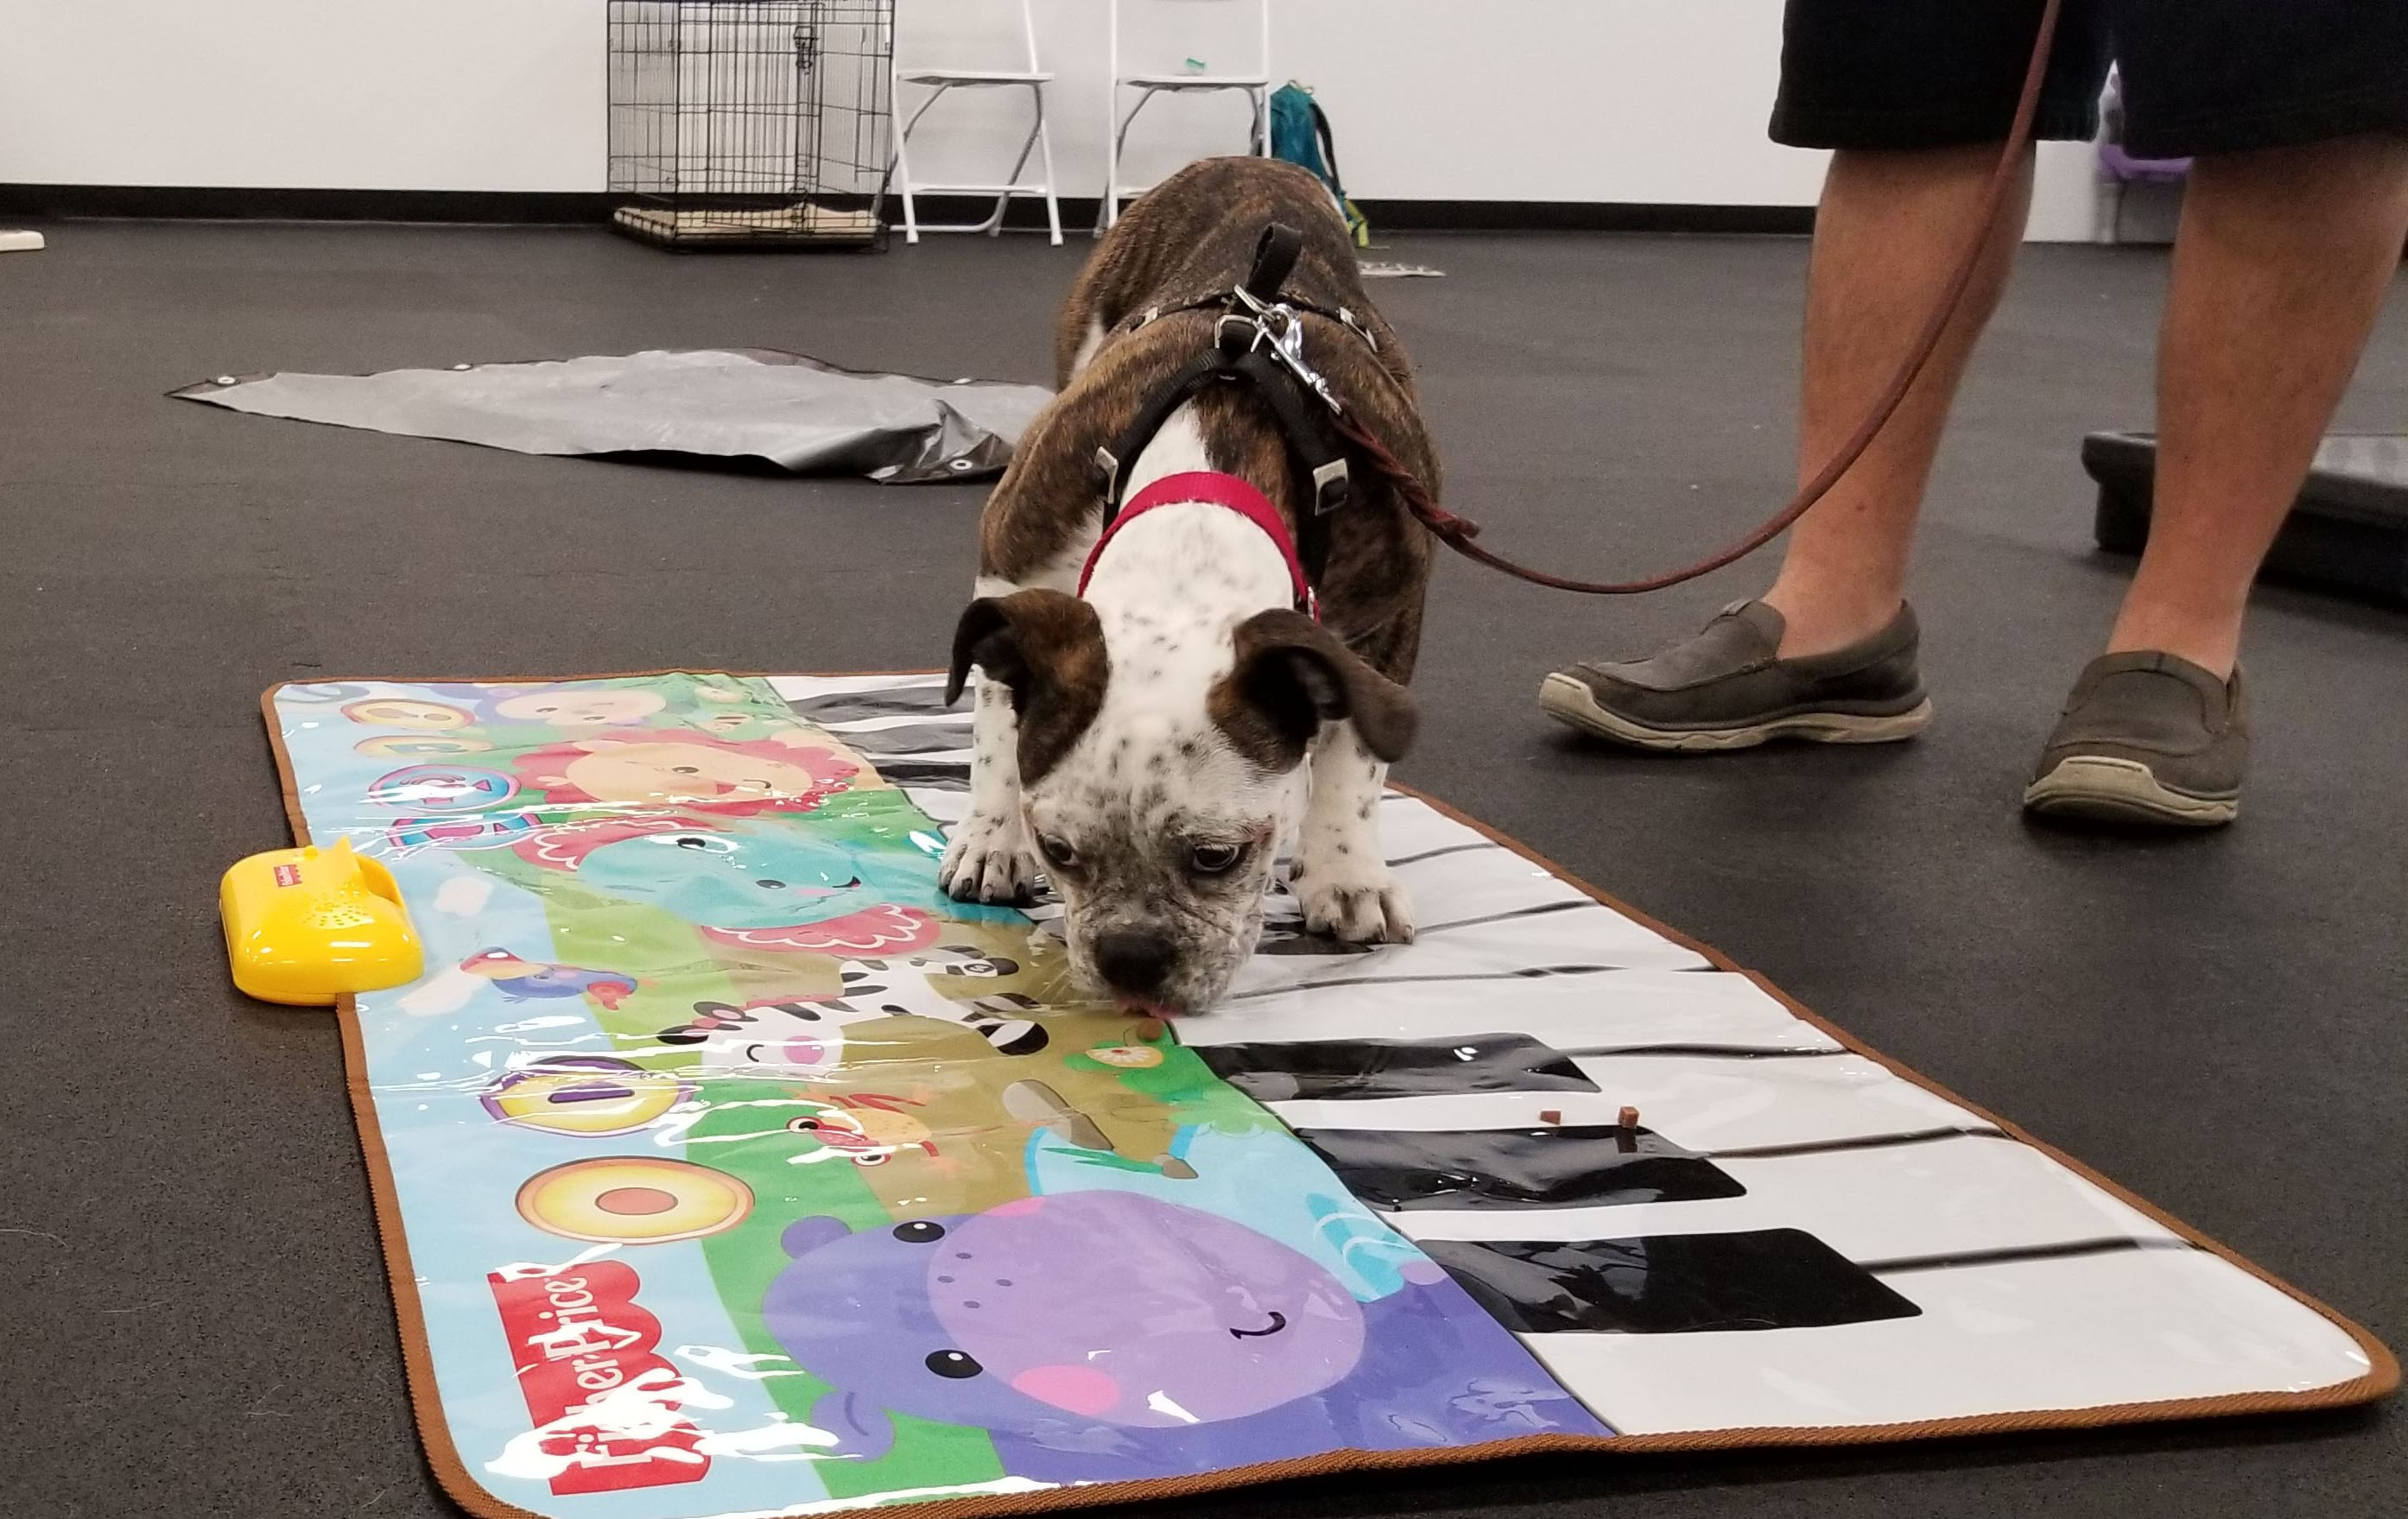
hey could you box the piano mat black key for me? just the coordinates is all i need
[862,760,971,791]
[1293,1123,1746,1210]
[1423,1228,1922,1335]
[782,686,959,724]
[1194,1033,1601,1102]
[825,722,975,756]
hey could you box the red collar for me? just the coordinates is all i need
[1075,471,1319,618]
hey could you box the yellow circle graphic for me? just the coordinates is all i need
[484,1059,689,1137]
[356,732,493,759]
[514,1157,754,1244]
[342,698,472,731]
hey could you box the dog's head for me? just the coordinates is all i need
[947,589,1414,1015]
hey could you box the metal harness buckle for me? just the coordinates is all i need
[1225,288,1351,515]
[1231,288,1344,415]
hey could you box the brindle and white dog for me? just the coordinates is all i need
[941,156,1438,1016]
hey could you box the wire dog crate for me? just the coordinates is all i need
[608,1,895,250]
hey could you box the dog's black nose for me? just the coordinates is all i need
[1093,928,1175,997]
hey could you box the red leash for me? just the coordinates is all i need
[1359,0,2063,596]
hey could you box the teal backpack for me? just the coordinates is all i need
[1268,83,1369,246]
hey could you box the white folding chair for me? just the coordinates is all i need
[1098,0,1271,235]
[889,0,1063,245]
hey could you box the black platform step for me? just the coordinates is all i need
[2084,432,2408,605]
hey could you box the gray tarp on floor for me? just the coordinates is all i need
[171,347,1054,483]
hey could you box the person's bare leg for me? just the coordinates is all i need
[1761,143,2035,655]
[2107,135,2408,676]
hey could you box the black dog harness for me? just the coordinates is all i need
[1090,224,1380,598]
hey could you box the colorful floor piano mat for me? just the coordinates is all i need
[264,673,2394,1519]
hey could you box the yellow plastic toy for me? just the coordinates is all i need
[221,838,423,1005]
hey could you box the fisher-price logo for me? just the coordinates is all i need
[487,1263,711,1495]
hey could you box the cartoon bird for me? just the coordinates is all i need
[459,947,638,1009]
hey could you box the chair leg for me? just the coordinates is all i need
[984,85,1045,237]
[894,103,920,244]
[1099,85,1122,237]
[1103,85,1164,234]
[1100,0,1120,237]
[894,80,954,245]
[1033,85,1064,247]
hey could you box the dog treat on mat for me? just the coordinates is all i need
[260,671,2393,1519]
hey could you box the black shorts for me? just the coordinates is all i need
[1771,0,2408,158]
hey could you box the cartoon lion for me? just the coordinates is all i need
[509,730,869,819]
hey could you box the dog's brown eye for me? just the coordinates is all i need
[1189,842,1243,875]
[1036,833,1078,870]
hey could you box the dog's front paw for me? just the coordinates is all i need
[1293,858,1414,945]
[941,811,1042,903]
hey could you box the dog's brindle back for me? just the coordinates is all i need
[979,156,1437,687]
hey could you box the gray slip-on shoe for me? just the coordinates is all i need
[2023,652,2246,827]
[1540,600,1932,752]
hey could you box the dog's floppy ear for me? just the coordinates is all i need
[1212,609,1417,769]
[946,589,1111,782]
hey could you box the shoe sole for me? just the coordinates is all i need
[1538,672,1933,752]
[2022,756,2237,827]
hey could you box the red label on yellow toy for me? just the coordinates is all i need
[273,864,302,887]
[487,1263,711,1495]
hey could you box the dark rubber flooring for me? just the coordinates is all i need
[1,223,2401,1519]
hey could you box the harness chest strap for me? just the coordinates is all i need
[1074,470,1320,620]
[1085,223,1371,597]
[1091,339,1354,539]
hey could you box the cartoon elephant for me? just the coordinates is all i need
[761,1192,1607,1482]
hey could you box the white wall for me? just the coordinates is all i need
[893,1,1825,207]
[0,3,603,193]
[0,0,2101,238]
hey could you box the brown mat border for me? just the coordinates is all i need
[257,672,2398,1519]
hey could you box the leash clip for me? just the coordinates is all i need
[1232,288,1352,513]
[1249,297,1346,417]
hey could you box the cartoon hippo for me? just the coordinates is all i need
[762,1193,1607,1481]
[460,948,638,1009]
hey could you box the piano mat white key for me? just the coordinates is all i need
[769,673,948,700]
[1375,794,1506,858]
[903,787,971,824]
[1193,966,1817,1048]
[809,712,974,736]
[1523,1245,2377,1435]
[1386,1135,2177,1263]
[1384,842,1619,911]
[848,744,973,764]
[1271,1053,1984,1152]
[1229,918,1707,997]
